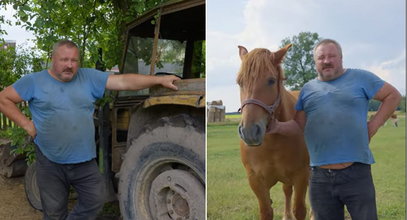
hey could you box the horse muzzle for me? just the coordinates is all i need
[238,121,267,146]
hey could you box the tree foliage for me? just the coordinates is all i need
[1,0,168,70]
[0,10,11,37]
[0,125,36,164]
[280,32,321,90]
[398,96,405,112]
[0,42,44,89]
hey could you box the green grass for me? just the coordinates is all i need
[207,113,405,220]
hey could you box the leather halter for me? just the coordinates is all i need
[238,50,282,119]
[239,95,281,117]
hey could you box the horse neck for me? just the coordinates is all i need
[275,87,296,122]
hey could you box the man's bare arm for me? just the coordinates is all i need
[268,111,306,136]
[106,74,180,91]
[0,86,36,137]
[368,82,401,139]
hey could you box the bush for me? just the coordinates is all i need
[0,127,35,165]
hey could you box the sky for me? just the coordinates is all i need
[207,0,406,112]
[0,5,35,48]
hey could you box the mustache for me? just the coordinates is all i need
[322,64,333,69]
[63,68,74,73]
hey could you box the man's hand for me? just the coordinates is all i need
[23,120,37,138]
[267,119,303,136]
[266,118,280,134]
[267,111,306,136]
[159,75,181,90]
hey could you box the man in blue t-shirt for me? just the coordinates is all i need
[270,39,401,220]
[0,40,180,219]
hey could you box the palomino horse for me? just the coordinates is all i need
[237,45,310,220]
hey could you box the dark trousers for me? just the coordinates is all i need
[309,163,378,220]
[36,148,105,220]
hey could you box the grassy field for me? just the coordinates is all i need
[207,113,405,220]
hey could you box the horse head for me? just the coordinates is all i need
[237,44,291,146]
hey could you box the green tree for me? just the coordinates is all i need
[0,42,45,89]
[280,32,321,90]
[399,95,405,112]
[1,0,168,71]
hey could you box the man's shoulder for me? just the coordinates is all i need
[17,70,48,82]
[28,69,48,76]
[345,68,383,84]
[297,78,319,100]
[302,78,318,89]
[78,68,102,74]
[78,68,109,77]
[346,68,375,77]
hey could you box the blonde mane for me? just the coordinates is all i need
[237,48,284,92]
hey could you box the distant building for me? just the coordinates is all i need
[207,100,225,122]
[0,40,16,50]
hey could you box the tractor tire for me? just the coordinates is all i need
[118,114,205,220]
[24,162,42,211]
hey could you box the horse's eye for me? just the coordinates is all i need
[268,79,275,85]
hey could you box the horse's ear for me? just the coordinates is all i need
[273,44,292,64]
[238,45,248,60]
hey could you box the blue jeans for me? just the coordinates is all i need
[36,148,105,220]
[309,163,378,220]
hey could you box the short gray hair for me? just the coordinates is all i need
[51,40,79,57]
[313,39,343,58]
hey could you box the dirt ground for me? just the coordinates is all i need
[0,175,121,220]
[0,175,42,220]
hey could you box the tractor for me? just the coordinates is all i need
[24,0,205,219]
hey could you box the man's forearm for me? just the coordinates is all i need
[0,98,32,130]
[271,120,303,136]
[106,74,179,91]
[0,86,35,136]
[371,91,401,127]
[121,74,162,90]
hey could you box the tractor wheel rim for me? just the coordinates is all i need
[149,169,204,220]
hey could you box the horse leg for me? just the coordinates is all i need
[292,176,308,220]
[248,175,274,220]
[282,183,294,220]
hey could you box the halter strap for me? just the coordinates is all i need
[238,95,281,116]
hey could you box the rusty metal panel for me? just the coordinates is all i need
[143,95,205,108]
[150,78,205,96]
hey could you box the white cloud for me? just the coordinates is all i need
[364,52,406,95]
[238,0,320,50]
[207,31,240,72]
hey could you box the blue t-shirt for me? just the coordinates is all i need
[295,69,384,166]
[13,68,109,164]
